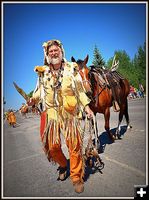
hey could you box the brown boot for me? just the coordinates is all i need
[113,101,120,112]
[57,166,67,181]
[73,181,84,193]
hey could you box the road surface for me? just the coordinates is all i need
[2,97,147,198]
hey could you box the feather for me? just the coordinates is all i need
[13,82,29,101]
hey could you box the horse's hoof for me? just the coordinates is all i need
[127,125,132,129]
[109,133,115,142]
[112,135,116,142]
[117,134,123,139]
[95,161,105,170]
[110,138,115,143]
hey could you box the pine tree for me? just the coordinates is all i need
[92,45,105,68]
[107,50,134,83]
[132,42,146,89]
[28,90,33,98]
[106,42,146,90]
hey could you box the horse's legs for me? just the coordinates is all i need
[116,111,123,139]
[104,107,115,142]
[116,100,131,139]
[124,100,132,129]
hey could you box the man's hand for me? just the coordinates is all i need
[27,97,35,106]
[84,105,94,119]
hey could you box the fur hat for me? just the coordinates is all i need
[42,39,66,65]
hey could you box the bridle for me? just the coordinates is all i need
[79,68,92,87]
[81,79,92,86]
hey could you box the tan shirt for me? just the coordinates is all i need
[33,61,90,119]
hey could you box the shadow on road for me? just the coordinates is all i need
[82,125,128,182]
[60,159,104,183]
[98,125,128,154]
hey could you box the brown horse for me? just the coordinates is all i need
[71,55,132,142]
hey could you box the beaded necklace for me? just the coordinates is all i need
[49,64,64,90]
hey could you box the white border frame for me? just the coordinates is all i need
[1,1,148,199]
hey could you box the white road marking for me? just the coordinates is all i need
[103,155,145,177]
[7,153,44,165]
[7,152,145,179]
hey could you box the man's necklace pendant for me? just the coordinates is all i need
[50,68,63,90]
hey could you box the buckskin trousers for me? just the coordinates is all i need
[40,111,84,184]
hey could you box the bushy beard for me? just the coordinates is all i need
[46,52,63,65]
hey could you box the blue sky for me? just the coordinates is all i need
[2,2,146,110]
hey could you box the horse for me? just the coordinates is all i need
[71,55,132,142]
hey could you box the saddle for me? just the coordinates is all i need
[90,66,107,88]
[90,66,124,87]
[90,66,124,110]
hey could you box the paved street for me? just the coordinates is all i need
[2,97,147,199]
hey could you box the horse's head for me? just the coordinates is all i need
[71,55,92,98]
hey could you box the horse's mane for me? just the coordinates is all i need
[76,59,84,69]
[88,70,97,92]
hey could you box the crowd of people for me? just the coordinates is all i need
[128,83,145,99]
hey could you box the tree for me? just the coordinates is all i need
[106,42,146,90]
[28,90,33,98]
[132,42,146,89]
[107,50,133,80]
[92,45,105,68]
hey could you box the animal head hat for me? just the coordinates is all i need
[42,39,66,65]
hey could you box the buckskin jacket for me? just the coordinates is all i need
[32,61,91,122]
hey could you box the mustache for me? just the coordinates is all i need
[47,52,63,64]
[51,57,61,65]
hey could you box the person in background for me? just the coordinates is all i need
[7,109,16,128]
[129,85,135,99]
[139,83,145,98]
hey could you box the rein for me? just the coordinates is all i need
[89,70,109,103]
[92,84,107,101]
[92,115,99,150]
[83,115,99,151]
[82,114,104,170]
[82,79,92,86]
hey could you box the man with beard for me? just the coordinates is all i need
[27,39,94,193]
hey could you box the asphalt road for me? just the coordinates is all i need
[2,97,147,199]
